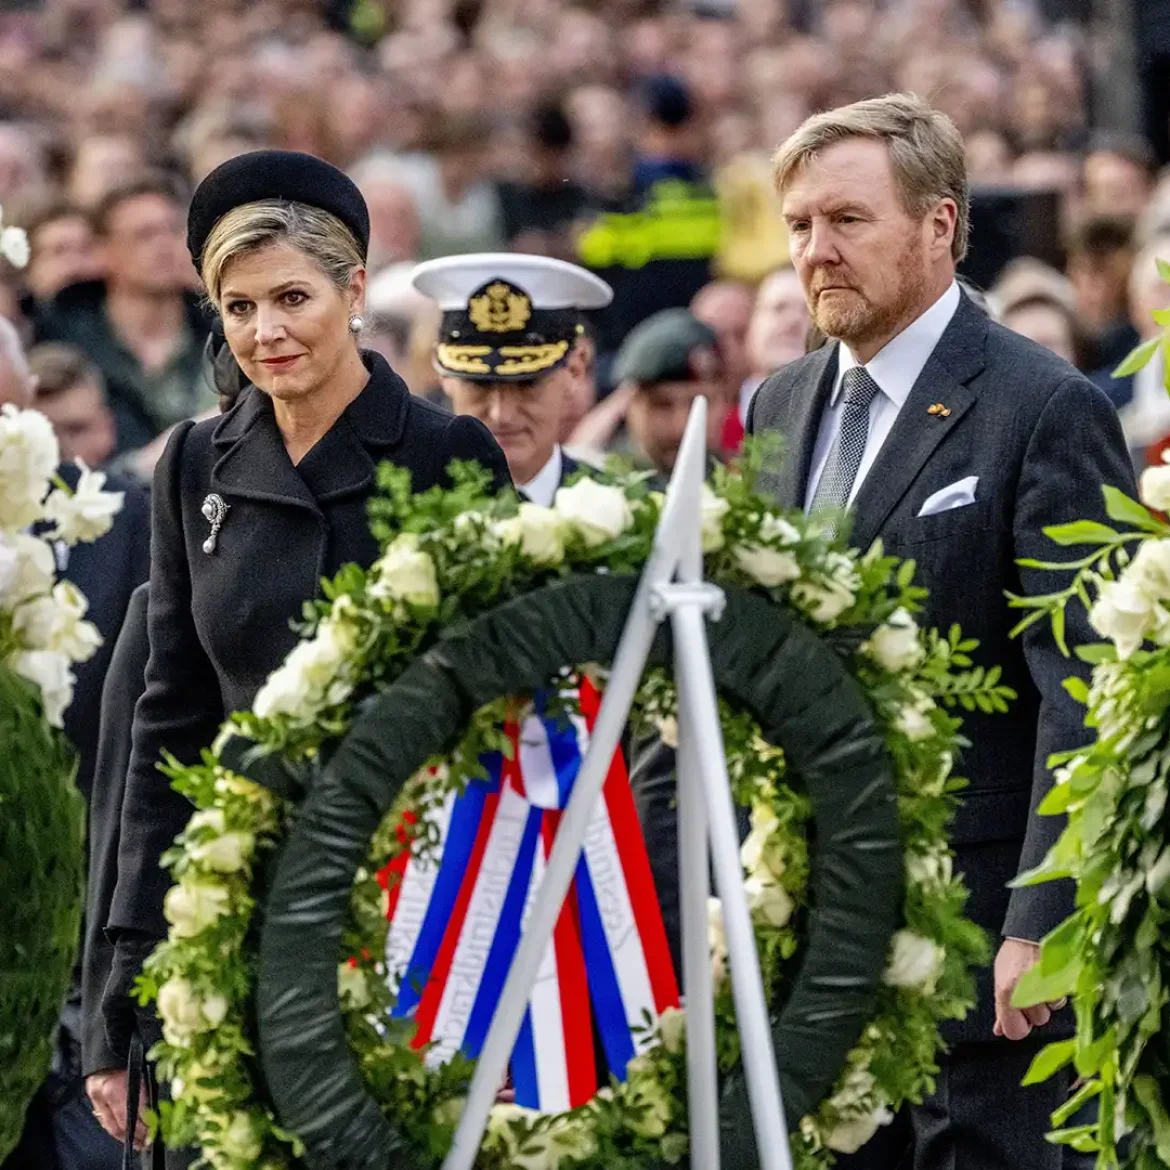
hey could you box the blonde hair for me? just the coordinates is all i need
[200,199,364,305]
[772,92,970,262]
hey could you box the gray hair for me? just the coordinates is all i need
[772,92,970,262]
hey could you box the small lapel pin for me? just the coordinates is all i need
[201,493,229,554]
[927,402,951,418]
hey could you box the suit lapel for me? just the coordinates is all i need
[849,293,988,551]
[767,344,837,509]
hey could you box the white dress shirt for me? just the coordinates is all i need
[1118,351,1170,451]
[517,445,563,507]
[804,281,962,511]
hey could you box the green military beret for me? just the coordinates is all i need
[614,309,721,386]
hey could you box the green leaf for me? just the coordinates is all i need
[1113,335,1162,378]
[1044,521,1121,546]
[1062,677,1090,704]
[1038,782,1074,815]
[1075,1029,1116,1078]
[1023,1038,1076,1084]
[1133,1076,1170,1164]
[1102,486,1163,532]
[1075,643,1117,665]
[1051,1078,1101,1128]
[1013,956,1077,1006]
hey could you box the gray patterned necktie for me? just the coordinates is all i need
[810,366,882,530]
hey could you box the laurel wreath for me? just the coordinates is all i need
[136,455,996,1170]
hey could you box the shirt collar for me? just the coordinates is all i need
[518,445,563,507]
[831,281,961,408]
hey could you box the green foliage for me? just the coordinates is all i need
[0,666,84,1161]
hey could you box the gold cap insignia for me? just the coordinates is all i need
[468,281,532,334]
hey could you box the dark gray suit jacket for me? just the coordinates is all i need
[747,292,1135,1039]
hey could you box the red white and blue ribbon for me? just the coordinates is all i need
[380,679,679,1113]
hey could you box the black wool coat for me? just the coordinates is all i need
[107,353,510,956]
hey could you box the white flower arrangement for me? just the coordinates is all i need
[0,203,29,269]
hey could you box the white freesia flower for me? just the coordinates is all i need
[657,1005,686,1053]
[884,929,945,992]
[369,532,440,607]
[791,576,855,623]
[1140,462,1170,512]
[157,977,204,1045]
[214,770,277,808]
[190,831,254,874]
[708,897,728,987]
[700,485,730,552]
[657,714,679,748]
[896,697,936,742]
[164,879,230,938]
[745,875,795,928]
[5,533,54,606]
[42,464,123,545]
[338,962,371,1009]
[0,224,29,269]
[740,803,786,881]
[220,1112,263,1162]
[825,1104,894,1154]
[9,648,73,726]
[495,502,566,565]
[865,607,924,673]
[201,994,229,1027]
[906,846,953,890]
[13,581,101,662]
[760,513,801,546]
[0,405,58,531]
[188,808,227,836]
[554,478,634,546]
[1089,578,1160,659]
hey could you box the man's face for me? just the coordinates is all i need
[691,282,754,387]
[626,379,724,474]
[37,380,116,467]
[782,138,952,356]
[745,268,809,376]
[0,353,32,409]
[1085,151,1153,220]
[28,215,104,302]
[442,366,567,485]
[102,193,188,294]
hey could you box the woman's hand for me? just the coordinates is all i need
[86,1068,148,1149]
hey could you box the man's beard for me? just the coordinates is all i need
[810,239,929,348]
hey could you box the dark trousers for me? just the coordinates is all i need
[834,1037,1084,1170]
[0,1075,122,1170]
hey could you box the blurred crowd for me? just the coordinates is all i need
[2,0,1170,492]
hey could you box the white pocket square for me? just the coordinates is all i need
[917,475,978,518]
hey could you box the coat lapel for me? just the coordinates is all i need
[762,343,837,509]
[849,293,988,551]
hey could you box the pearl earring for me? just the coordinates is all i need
[348,314,365,334]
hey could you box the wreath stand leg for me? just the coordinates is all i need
[442,400,794,1170]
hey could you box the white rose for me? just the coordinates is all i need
[338,962,371,1009]
[745,875,795,928]
[825,1105,894,1154]
[9,648,73,727]
[906,847,953,889]
[896,697,936,742]
[741,803,786,881]
[1140,464,1170,512]
[164,880,230,938]
[190,831,254,874]
[657,1004,686,1054]
[1089,578,1157,659]
[1126,539,1170,603]
[700,485,730,552]
[734,543,802,587]
[554,478,634,546]
[0,224,30,269]
[884,929,945,992]
[252,658,307,720]
[0,405,58,531]
[157,977,205,1046]
[369,532,440,607]
[5,534,54,606]
[0,531,18,600]
[220,1111,263,1162]
[791,577,855,623]
[188,808,227,836]
[657,714,679,748]
[865,607,924,673]
[708,897,728,987]
[42,464,123,545]
[202,994,229,1026]
[253,619,355,719]
[495,503,565,565]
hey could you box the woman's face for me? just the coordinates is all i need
[218,241,365,404]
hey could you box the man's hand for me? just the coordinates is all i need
[993,938,1067,1040]
[86,1068,148,1149]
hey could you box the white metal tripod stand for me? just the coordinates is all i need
[441,398,794,1170]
